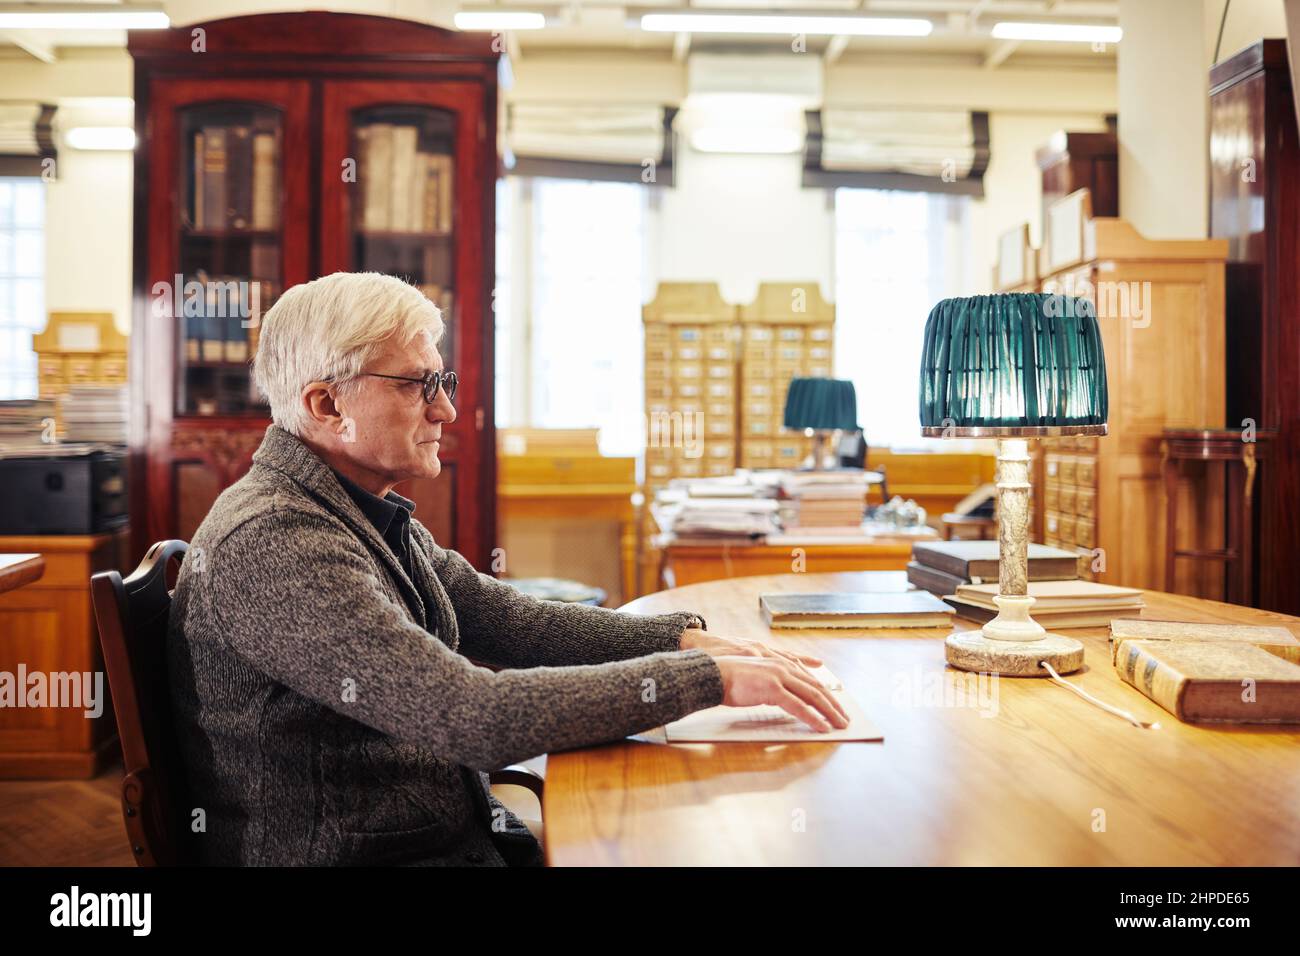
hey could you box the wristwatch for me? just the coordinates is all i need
[681,612,707,631]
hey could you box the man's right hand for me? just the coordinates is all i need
[712,656,850,733]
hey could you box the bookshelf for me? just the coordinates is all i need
[128,13,500,568]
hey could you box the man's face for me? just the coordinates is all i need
[332,328,455,485]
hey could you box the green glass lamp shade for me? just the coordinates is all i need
[919,292,1108,434]
[783,377,859,431]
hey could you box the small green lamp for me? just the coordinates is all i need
[919,292,1108,676]
[783,377,860,471]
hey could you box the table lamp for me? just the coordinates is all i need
[783,377,859,471]
[919,293,1107,676]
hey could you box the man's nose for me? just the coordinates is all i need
[428,387,456,424]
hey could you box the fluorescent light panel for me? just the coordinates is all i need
[454,11,546,31]
[641,13,932,37]
[691,127,802,154]
[0,8,169,29]
[991,22,1122,43]
[65,127,137,151]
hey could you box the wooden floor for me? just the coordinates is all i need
[0,759,135,866]
[0,758,543,866]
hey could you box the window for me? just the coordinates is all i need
[0,177,45,399]
[833,187,969,450]
[497,177,648,457]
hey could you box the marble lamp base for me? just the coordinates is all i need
[945,630,1085,677]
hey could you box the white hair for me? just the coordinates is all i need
[253,272,444,435]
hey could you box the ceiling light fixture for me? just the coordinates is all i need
[641,13,932,37]
[454,11,546,31]
[65,127,138,151]
[990,22,1122,43]
[0,5,169,29]
[691,126,803,155]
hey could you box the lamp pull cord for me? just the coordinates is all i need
[1039,660,1160,730]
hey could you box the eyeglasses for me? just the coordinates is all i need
[362,369,457,404]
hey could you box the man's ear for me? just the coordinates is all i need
[302,382,344,433]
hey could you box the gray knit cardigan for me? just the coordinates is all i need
[167,425,724,866]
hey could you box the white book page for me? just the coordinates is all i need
[661,666,883,743]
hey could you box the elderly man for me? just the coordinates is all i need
[168,271,846,867]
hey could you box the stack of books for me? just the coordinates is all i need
[60,386,128,445]
[779,471,868,530]
[356,123,454,233]
[907,540,1079,595]
[908,539,1146,628]
[1110,619,1300,723]
[946,580,1145,629]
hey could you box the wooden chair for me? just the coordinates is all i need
[90,539,196,866]
[91,540,544,866]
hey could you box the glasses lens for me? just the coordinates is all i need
[424,370,457,403]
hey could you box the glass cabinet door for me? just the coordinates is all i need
[320,80,492,566]
[175,102,284,416]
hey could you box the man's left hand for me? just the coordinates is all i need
[679,626,823,672]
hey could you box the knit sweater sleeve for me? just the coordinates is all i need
[420,530,706,668]
[202,509,724,770]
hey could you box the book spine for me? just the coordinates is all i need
[906,562,966,597]
[192,131,205,228]
[436,154,453,232]
[1114,641,1188,721]
[423,155,438,232]
[251,131,277,230]
[390,126,417,232]
[367,124,393,231]
[201,127,228,231]
[911,546,969,580]
[184,309,200,363]
[227,125,252,230]
[409,153,426,234]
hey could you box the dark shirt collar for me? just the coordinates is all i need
[331,469,415,539]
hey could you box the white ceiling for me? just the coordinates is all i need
[0,0,1120,68]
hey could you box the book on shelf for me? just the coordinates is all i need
[911,540,1079,586]
[226,125,252,229]
[199,127,228,231]
[760,591,954,629]
[1113,639,1300,723]
[251,131,277,230]
[390,125,418,231]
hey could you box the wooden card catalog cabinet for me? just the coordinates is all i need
[1032,189,1228,597]
[33,312,127,398]
[642,283,739,492]
[737,282,835,471]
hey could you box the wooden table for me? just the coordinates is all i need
[543,571,1300,866]
[0,553,44,594]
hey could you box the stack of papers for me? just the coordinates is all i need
[658,666,884,743]
[0,399,56,451]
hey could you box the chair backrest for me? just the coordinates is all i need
[90,540,196,866]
